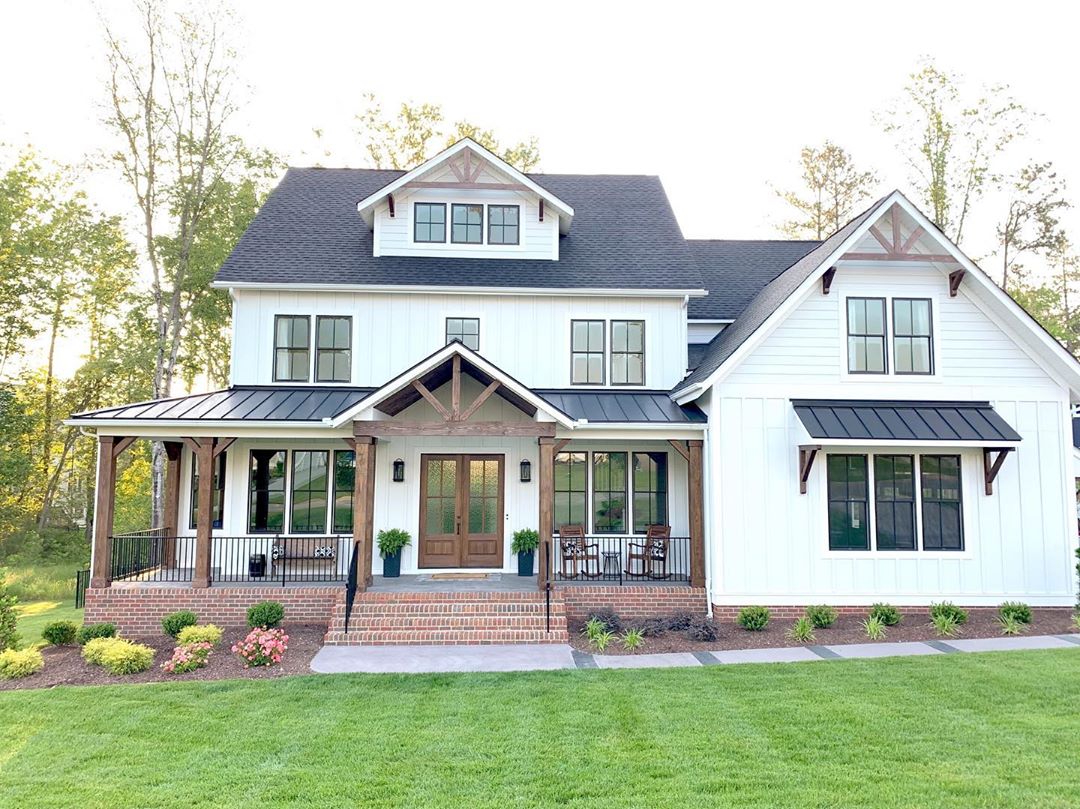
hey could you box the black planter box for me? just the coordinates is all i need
[517,550,535,577]
[248,553,267,577]
[383,552,402,578]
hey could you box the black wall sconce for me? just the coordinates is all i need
[392,458,405,482]
[519,459,532,483]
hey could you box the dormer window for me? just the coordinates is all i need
[414,203,446,243]
[446,317,479,351]
[451,204,484,244]
[488,205,520,245]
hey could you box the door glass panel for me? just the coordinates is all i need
[424,459,458,535]
[466,458,500,535]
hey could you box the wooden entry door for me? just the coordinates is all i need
[419,454,504,568]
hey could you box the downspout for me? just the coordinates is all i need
[702,424,713,619]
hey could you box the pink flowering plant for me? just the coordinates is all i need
[232,627,289,668]
[161,642,213,675]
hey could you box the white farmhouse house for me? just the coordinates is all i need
[68,139,1080,642]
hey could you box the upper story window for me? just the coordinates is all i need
[571,320,605,385]
[414,203,446,243]
[846,297,886,374]
[446,317,479,351]
[611,320,645,385]
[315,316,351,383]
[893,298,933,374]
[487,205,519,245]
[451,204,483,244]
[274,315,310,382]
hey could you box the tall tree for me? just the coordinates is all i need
[777,141,878,239]
[880,60,1028,245]
[102,0,278,521]
[996,162,1069,292]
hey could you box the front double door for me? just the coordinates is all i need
[419,454,504,568]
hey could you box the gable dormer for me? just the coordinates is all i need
[356,138,574,261]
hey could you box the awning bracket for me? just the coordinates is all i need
[983,447,1014,495]
[799,445,821,494]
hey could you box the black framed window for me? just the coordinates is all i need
[290,451,329,534]
[446,317,479,351]
[827,454,869,550]
[554,451,587,532]
[846,298,886,374]
[451,204,483,244]
[874,455,916,550]
[487,204,519,245]
[248,450,286,533]
[921,455,963,550]
[274,315,310,382]
[592,451,627,534]
[632,452,667,534]
[315,316,351,383]
[571,320,605,385]
[189,452,226,530]
[611,320,645,385]
[414,203,446,243]
[893,298,933,374]
[332,450,355,533]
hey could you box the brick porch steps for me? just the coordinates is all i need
[325,590,569,646]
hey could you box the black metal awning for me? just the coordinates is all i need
[792,400,1021,444]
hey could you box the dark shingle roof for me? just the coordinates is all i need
[535,390,705,423]
[73,387,375,422]
[793,400,1021,443]
[214,168,705,291]
[687,239,819,320]
[675,196,888,394]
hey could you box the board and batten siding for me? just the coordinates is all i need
[708,261,1077,606]
[231,289,688,390]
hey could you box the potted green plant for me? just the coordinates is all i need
[377,529,411,578]
[511,528,539,577]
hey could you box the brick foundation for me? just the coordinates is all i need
[560,586,708,623]
[84,586,343,637]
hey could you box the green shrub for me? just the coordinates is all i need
[585,610,622,633]
[998,602,1032,624]
[98,640,155,675]
[804,605,837,629]
[247,601,285,629]
[177,624,223,647]
[862,616,887,640]
[0,647,44,679]
[376,529,411,558]
[510,528,539,554]
[590,629,615,652]
[82,636,126,665]
[161,610,199,639]
[0,573,19,652]
[76,623,116,645]
[620,628,645,652]
[998,615,1026,636]
[786,617,816,643]
[929,602,968,625]
[41,620,78,646]
[931,613,961,638]
[869,603,902,626]
[737,606,770,631]
[687,616,718,642]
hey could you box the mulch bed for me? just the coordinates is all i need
[570,609,1079,655]
[0,624,325,691]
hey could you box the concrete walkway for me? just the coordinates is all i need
[310,633,1080,674]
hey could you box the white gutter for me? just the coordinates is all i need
[214,280,708,298]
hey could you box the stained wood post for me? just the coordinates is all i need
[364,438,377,586]
[351,435,376,591]
[191,439,215,588]
[688,439,705,589]
[162,442,183,570]
[537,437,555,591]
[90,436,118,589]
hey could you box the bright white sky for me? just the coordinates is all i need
[1,0,1079,376]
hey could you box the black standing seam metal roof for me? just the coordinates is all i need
[792,400,1022,443]
[533,390,706,424]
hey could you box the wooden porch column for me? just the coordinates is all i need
[162,442,183,570]
[351,435,376,591]
[90,436,119,588]
[688,439,705,589]
[187,438,216,589]
[537,437,555,591]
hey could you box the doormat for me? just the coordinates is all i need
[429,573,491,580]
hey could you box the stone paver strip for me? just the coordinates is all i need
[827,641,941,659]
[807,645,842,660]
[594,652,702,669]
[944,635,1075,653]
[311,643,575,674]
[924,640,960,654]
[692,650,721,665]
[711,647,822,665]
[570,649,597,669]
[1054,634,1080,646]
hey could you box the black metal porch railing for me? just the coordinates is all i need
[74,568,90,607]
[343,543,359,634]
[211,535,352,585]
[109,529,193,583]
[551,535,691,585]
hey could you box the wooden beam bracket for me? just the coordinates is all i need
[667,439,690,461]
[983,447,1014,495]
[821,267,837,295]
[212,437,236,459]
[798,445,821,494]
[949,269,966,297]
[111,436,137,459]
[387,194,395,218]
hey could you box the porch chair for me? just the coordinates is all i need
[558,525,601,579]
[625,525,671,580]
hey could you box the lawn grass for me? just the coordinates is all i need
[14,601,83,643]
[0,649,1078,808]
